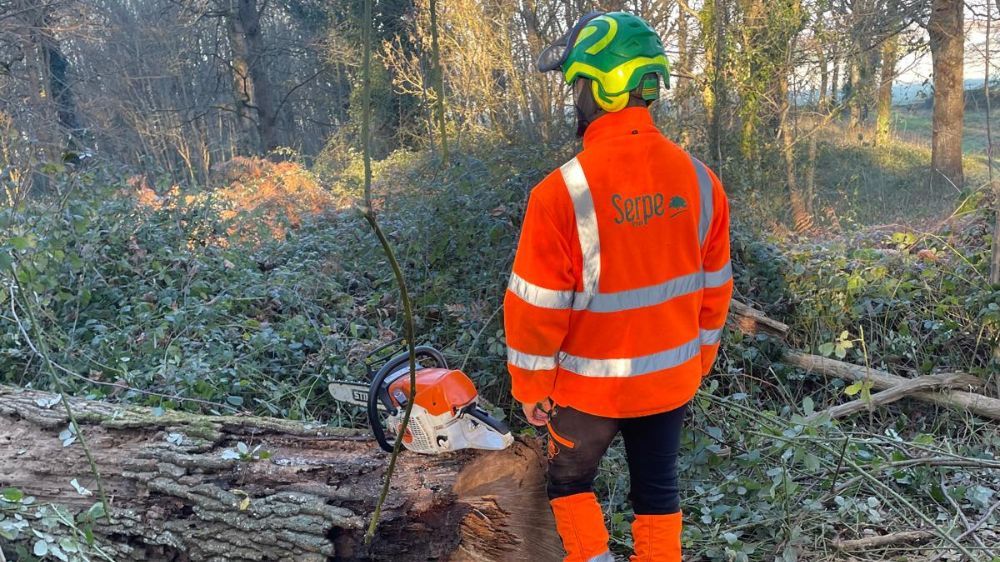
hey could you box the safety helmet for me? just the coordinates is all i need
[536,11,670,112]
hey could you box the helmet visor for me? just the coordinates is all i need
[535,11,604,73]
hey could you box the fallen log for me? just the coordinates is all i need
[833,529,937,551]
[0,385,562,562]
[806,372,983,422]
[727,299,789,338]
[784,351,1000,421]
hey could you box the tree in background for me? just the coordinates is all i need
[928,0,965,191]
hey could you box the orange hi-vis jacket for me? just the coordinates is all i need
[504,107,733,418]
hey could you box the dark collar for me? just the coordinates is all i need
[582,107,658,150]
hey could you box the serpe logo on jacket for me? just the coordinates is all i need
[611,193,687,227]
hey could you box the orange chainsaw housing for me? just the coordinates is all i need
[388,368,478,416]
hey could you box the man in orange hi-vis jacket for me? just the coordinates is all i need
[503,11,732,562]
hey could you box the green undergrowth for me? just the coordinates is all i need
[1,138,999,560]
[0,142,565,422]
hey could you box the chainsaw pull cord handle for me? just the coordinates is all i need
[368,347,448,453]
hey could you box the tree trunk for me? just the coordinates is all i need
[875,34,899,147]
[986,0,999,285]
[779,36,812,233]
[428,0,448,166]
[845,57,861,128]
[928,0,965,191]
[807,29,829,212]
[830,53,840,104]
[40,18,82,151]
[0,385,561,562]
[701,0,728,168]
[227,0,279,154]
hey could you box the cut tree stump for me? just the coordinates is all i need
[0,385,562,562]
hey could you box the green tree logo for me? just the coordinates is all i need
[669,196,687,217]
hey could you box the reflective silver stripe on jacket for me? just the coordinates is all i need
[586,270,703,313]
[691,156,713,246]
[513,262,732,313]
[507,272,575,309]
[587,552,615,562]
[561,157,601,310]
[559,337,701,378]
[507,347,557,371]
[704,261,733,288]
[700,327,724,345]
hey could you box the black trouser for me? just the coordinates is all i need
[546,403,686,515]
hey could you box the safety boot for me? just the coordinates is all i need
[550,493,615,562]
[630,512,682,562]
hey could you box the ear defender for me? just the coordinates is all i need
[592,80,629,112]
[640,75,660,102]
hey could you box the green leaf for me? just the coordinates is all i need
[9,236,32,251]
[802,396,814,416]
[1,488,23,502]
[818,342,835,356]
[34,539,49,557]
[844,382,863,397]
[86,501,106,520]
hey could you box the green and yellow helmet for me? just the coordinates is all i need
[537,11,670,112]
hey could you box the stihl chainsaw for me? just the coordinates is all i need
[328,341,513,454]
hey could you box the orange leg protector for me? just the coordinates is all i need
[630,512,682,562]
[549,493,614,562]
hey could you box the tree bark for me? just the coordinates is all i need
[227,0,279,154]
[0,385,561,562]
[40,16,82,150]
[875,34,899,147]
[778,29,812,233]
[928,0,965,191]
[783,351,1000,421]
[806,372,983,422]
[676,6,690,122]
[701,0,728,168]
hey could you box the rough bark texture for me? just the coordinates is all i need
[928,0,965,191]
[0,385,561,562]
[779,65,813,234]
[875,34,899,147]
[806,372,983,422]
[833,530,937,551]
[226,0,279,154]
[784,351,1000,421]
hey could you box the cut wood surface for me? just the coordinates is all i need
[784,351,1000,421]
[727,299,790,338]
[0,385,562,562]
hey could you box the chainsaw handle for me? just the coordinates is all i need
[466,405,511,437]
[367,346,448,453]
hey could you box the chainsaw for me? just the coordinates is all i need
[328,341,513,454]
